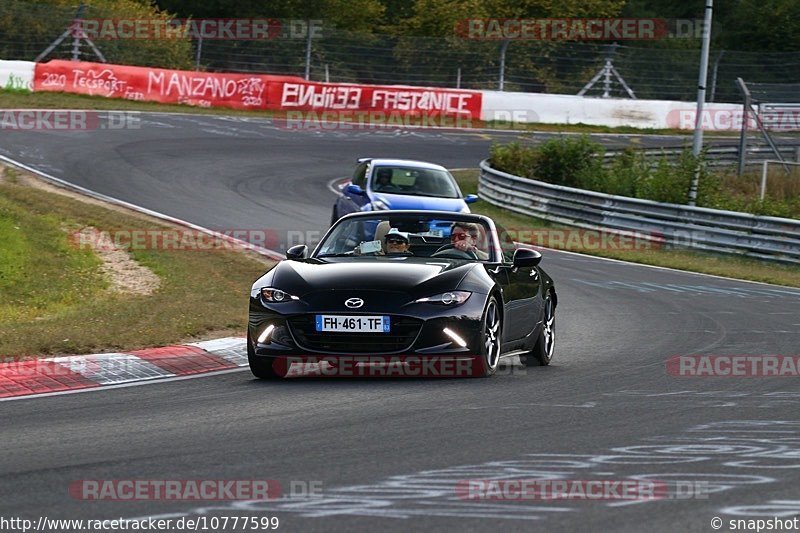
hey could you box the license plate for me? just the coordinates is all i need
[315,315,390,333]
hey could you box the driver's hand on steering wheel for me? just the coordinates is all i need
[453,239,472,252]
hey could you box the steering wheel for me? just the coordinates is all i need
[431,244,477,260]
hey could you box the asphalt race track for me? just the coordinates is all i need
[2,114,800,532]
[0,113,728,252]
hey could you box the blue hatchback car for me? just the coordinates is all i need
[331,158,478,225]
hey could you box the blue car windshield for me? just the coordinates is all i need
[371,166,460,198]
[315,215,495,261]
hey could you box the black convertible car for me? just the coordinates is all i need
[248,211,556,378]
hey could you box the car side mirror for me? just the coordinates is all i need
[345,184,366,196]
[286,244,308,260]
[513,248,541,267]
[464,194,479,204]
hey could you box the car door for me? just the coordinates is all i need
[338,162,371,216]
[496,224,541,343]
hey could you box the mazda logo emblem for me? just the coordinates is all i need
[345,298,364,309]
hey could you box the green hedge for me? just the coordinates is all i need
[489,137,798,218]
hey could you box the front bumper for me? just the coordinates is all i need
[248,294,485,358]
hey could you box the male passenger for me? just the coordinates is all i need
[383,228,413,256]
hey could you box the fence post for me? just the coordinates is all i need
[195,33,203,71]
[736,77,750,177]
[760,160,769,200]
[71,3,86,61]
[304,19,313,80]
[796,147,800,176]
[709,50,725,102]
[498,40,509,91]
[688,0,714,206]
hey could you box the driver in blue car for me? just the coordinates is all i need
[374,168,394,191]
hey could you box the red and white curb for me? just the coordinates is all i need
[0,337,247,401]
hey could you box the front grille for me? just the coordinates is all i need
[287,316,422,354]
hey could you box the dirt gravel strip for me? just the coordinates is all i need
[0,337,247,400]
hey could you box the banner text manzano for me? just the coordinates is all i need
[33,60,482,119]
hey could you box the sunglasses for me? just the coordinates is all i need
[386,238,408,245]
[453,232,479,241]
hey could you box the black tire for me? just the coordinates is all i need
[476,297,502,377]
[524,292,555,366]
[247,332,281,379]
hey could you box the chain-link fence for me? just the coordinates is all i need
[2,1,799,103]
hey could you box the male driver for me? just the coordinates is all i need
[437,221,489,260]
[374,168,394,191]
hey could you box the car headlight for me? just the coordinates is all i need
[415,291,471,305]
[260,287,299,303]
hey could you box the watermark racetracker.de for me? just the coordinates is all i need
[72,18,323,40]
[67,227,665,253]
[667,355,800,377]
[455,18,709,40]
[0,110,140,131]
[456,479,710,501]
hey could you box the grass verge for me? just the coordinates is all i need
[0,165,273,358]
[452,169,800,288]
[0,89,280,118]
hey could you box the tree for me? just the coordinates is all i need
[400,0,626,36]
[155,0,385,32]
[717,0,800,52]
[0,0,193,68]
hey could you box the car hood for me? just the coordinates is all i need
[260,259,473,297]
[372,193,466,212]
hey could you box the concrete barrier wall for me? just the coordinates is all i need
[481,90,744,131]
[3,57,753,131]
[0,60,35,91]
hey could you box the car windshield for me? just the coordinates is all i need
[315,215,495,261]
[370,166,460,198]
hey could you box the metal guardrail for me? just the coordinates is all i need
[603,145,800,168]
[479,159,800,264]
